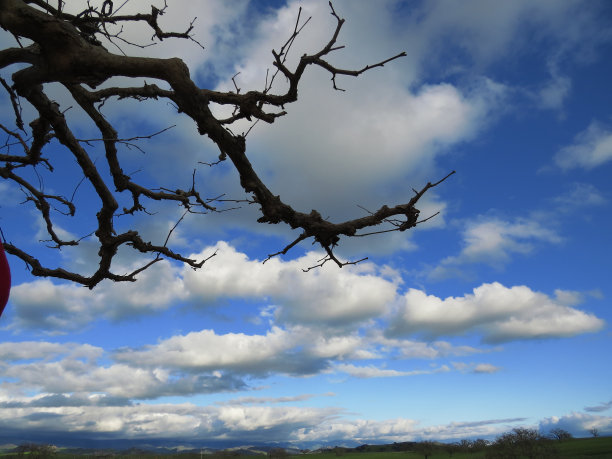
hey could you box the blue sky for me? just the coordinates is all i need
[1,0,612,448]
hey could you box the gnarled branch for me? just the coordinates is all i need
[0,0,451,287]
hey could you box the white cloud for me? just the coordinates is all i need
[538,70,571,110]
[0,341,101,363]
[388,282,604,343]
[459,217,561,263]
[0,327,504,406]
[9,258,186,331]
[9,240,399,333]
[114,326,307,375]
[0,320,499,405]
[242,65,504,224]
[53,0,250,73]
[540,412,612,437]
[10,242,605,349]
[0,399,343,441]
[429,216,561,279]
[112,324,389,379]
[428,183,608,280]
[0,340,247,400]
[291,415,527,444]
[0,181,22,205]
[405,0,608,114]
[373,335,484,360]
[0,330,415,403]
[182,241,399,328]
[0,388,576,445]
[10,280,103,331]
[553,183,607,210]
[408,0,587,65]
[473,363,501,373]
[555,121,612,170]
[453,362,501,374]
[0,382,558,445]
[196,0,510,250]
[335,363,450,379]
[291,417,420,444]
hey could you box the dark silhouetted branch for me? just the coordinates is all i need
[0,0,451,286]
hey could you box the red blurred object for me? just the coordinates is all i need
[0,242,10,317]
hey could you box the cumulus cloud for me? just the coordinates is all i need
[9,259,186,331]
[292,416,527,444]
[113,325,464,381]
[0,400,343,443]
[136,328,481,381]
[540,412,612,437]
[182,242,398,323]
[253,78,498,189]
[428,216,562,279]
[554,121,612,170]
[182,0,511,252]
[0,329,474,405]
[459,218,560,262]
[10,243,605,348]
[239,56,505,226]
[387,282,604,343]
[453,217,559,266]
[0,329,500,406]
[0,341,247,400]
[9,241,397,332]
[0,326,509,407]
[0,398,520,446]
[113,326,333,377]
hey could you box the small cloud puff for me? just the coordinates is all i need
[554,120,612,170]
[431,216,561,279]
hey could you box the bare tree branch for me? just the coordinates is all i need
[0,0,452,287]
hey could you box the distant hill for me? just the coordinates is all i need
[1,436,610,457]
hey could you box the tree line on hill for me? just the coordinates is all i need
[321,427,576,458]
[2,427,591,459]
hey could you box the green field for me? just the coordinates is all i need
[311,438,611,458]
[554,436,612,457]
[309,452,486,459]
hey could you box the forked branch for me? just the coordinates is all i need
[0,0,452,287]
